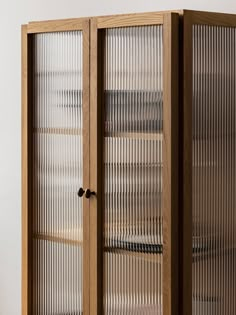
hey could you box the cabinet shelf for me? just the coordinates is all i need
[193,245,236,263]
[33,232,83,247]
[104,162,162,167]
[105,238,163,254]
[105,131,162,140]
[104,89,163,100]
[104,246,162,263]
[192,235,236,262]
[33,127,82,136]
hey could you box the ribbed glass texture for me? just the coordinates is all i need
[192,25,236,315]
[103,26,163,314]
[32,32,83,314]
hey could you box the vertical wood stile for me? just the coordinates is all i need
[22,24,29,315]
[90,18,104,315]
[22,24,34,315]
[82,19,91,315]
[182,10,193,315]
[163,13,179,315]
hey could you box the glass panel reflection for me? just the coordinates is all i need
[192,25,236,315]
[32,31,83,315]
[103,26,163,314]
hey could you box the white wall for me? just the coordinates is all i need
[0,0,236,314]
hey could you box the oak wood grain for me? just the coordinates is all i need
[82,19,91,315]
[22,24,33,315]
[163,13,180,315]
[90,19,104,315]
[97,12,163,28]
[22,24,28,315]
[27,18,86,33]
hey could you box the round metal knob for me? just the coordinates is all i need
[85,189,96,199]
[77,188,85,197]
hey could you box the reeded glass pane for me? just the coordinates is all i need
[32,32,83,314]
[103,26,163,314]
[192,25,236,315]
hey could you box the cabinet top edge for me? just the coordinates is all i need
[24,10,183,29]
[23,9,236,32]
[26,18,88,34]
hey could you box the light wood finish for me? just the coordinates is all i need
[104,247,162,263]
[182,10,193,315]
[33,233,83,246]
[82,19,91,315]
[96,10,184,29]
[163,13,179,315]
[27,18,86,33]
[90,19,104,315]
[27,10,183,34]
[22,24,34,315]
[97,12,163,28]
[22,24,28,315]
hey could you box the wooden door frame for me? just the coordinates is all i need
[163,13,180,315]
[90,12,179,315]
[21,18,90,315]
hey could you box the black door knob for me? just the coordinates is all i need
[85,189,96,199]
[77,188,85,197]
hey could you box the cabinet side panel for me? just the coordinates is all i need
[182,14,193,315]
[192,24,236,315]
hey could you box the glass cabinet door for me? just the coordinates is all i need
[31,30,86,315]
[103,24,163,315]
[23,14,178,315]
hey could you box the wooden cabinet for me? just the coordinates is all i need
[22,10,236,315]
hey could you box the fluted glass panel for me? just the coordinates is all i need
[192,25,236,315]
[32,32,83,314]
[103,26,163,314]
